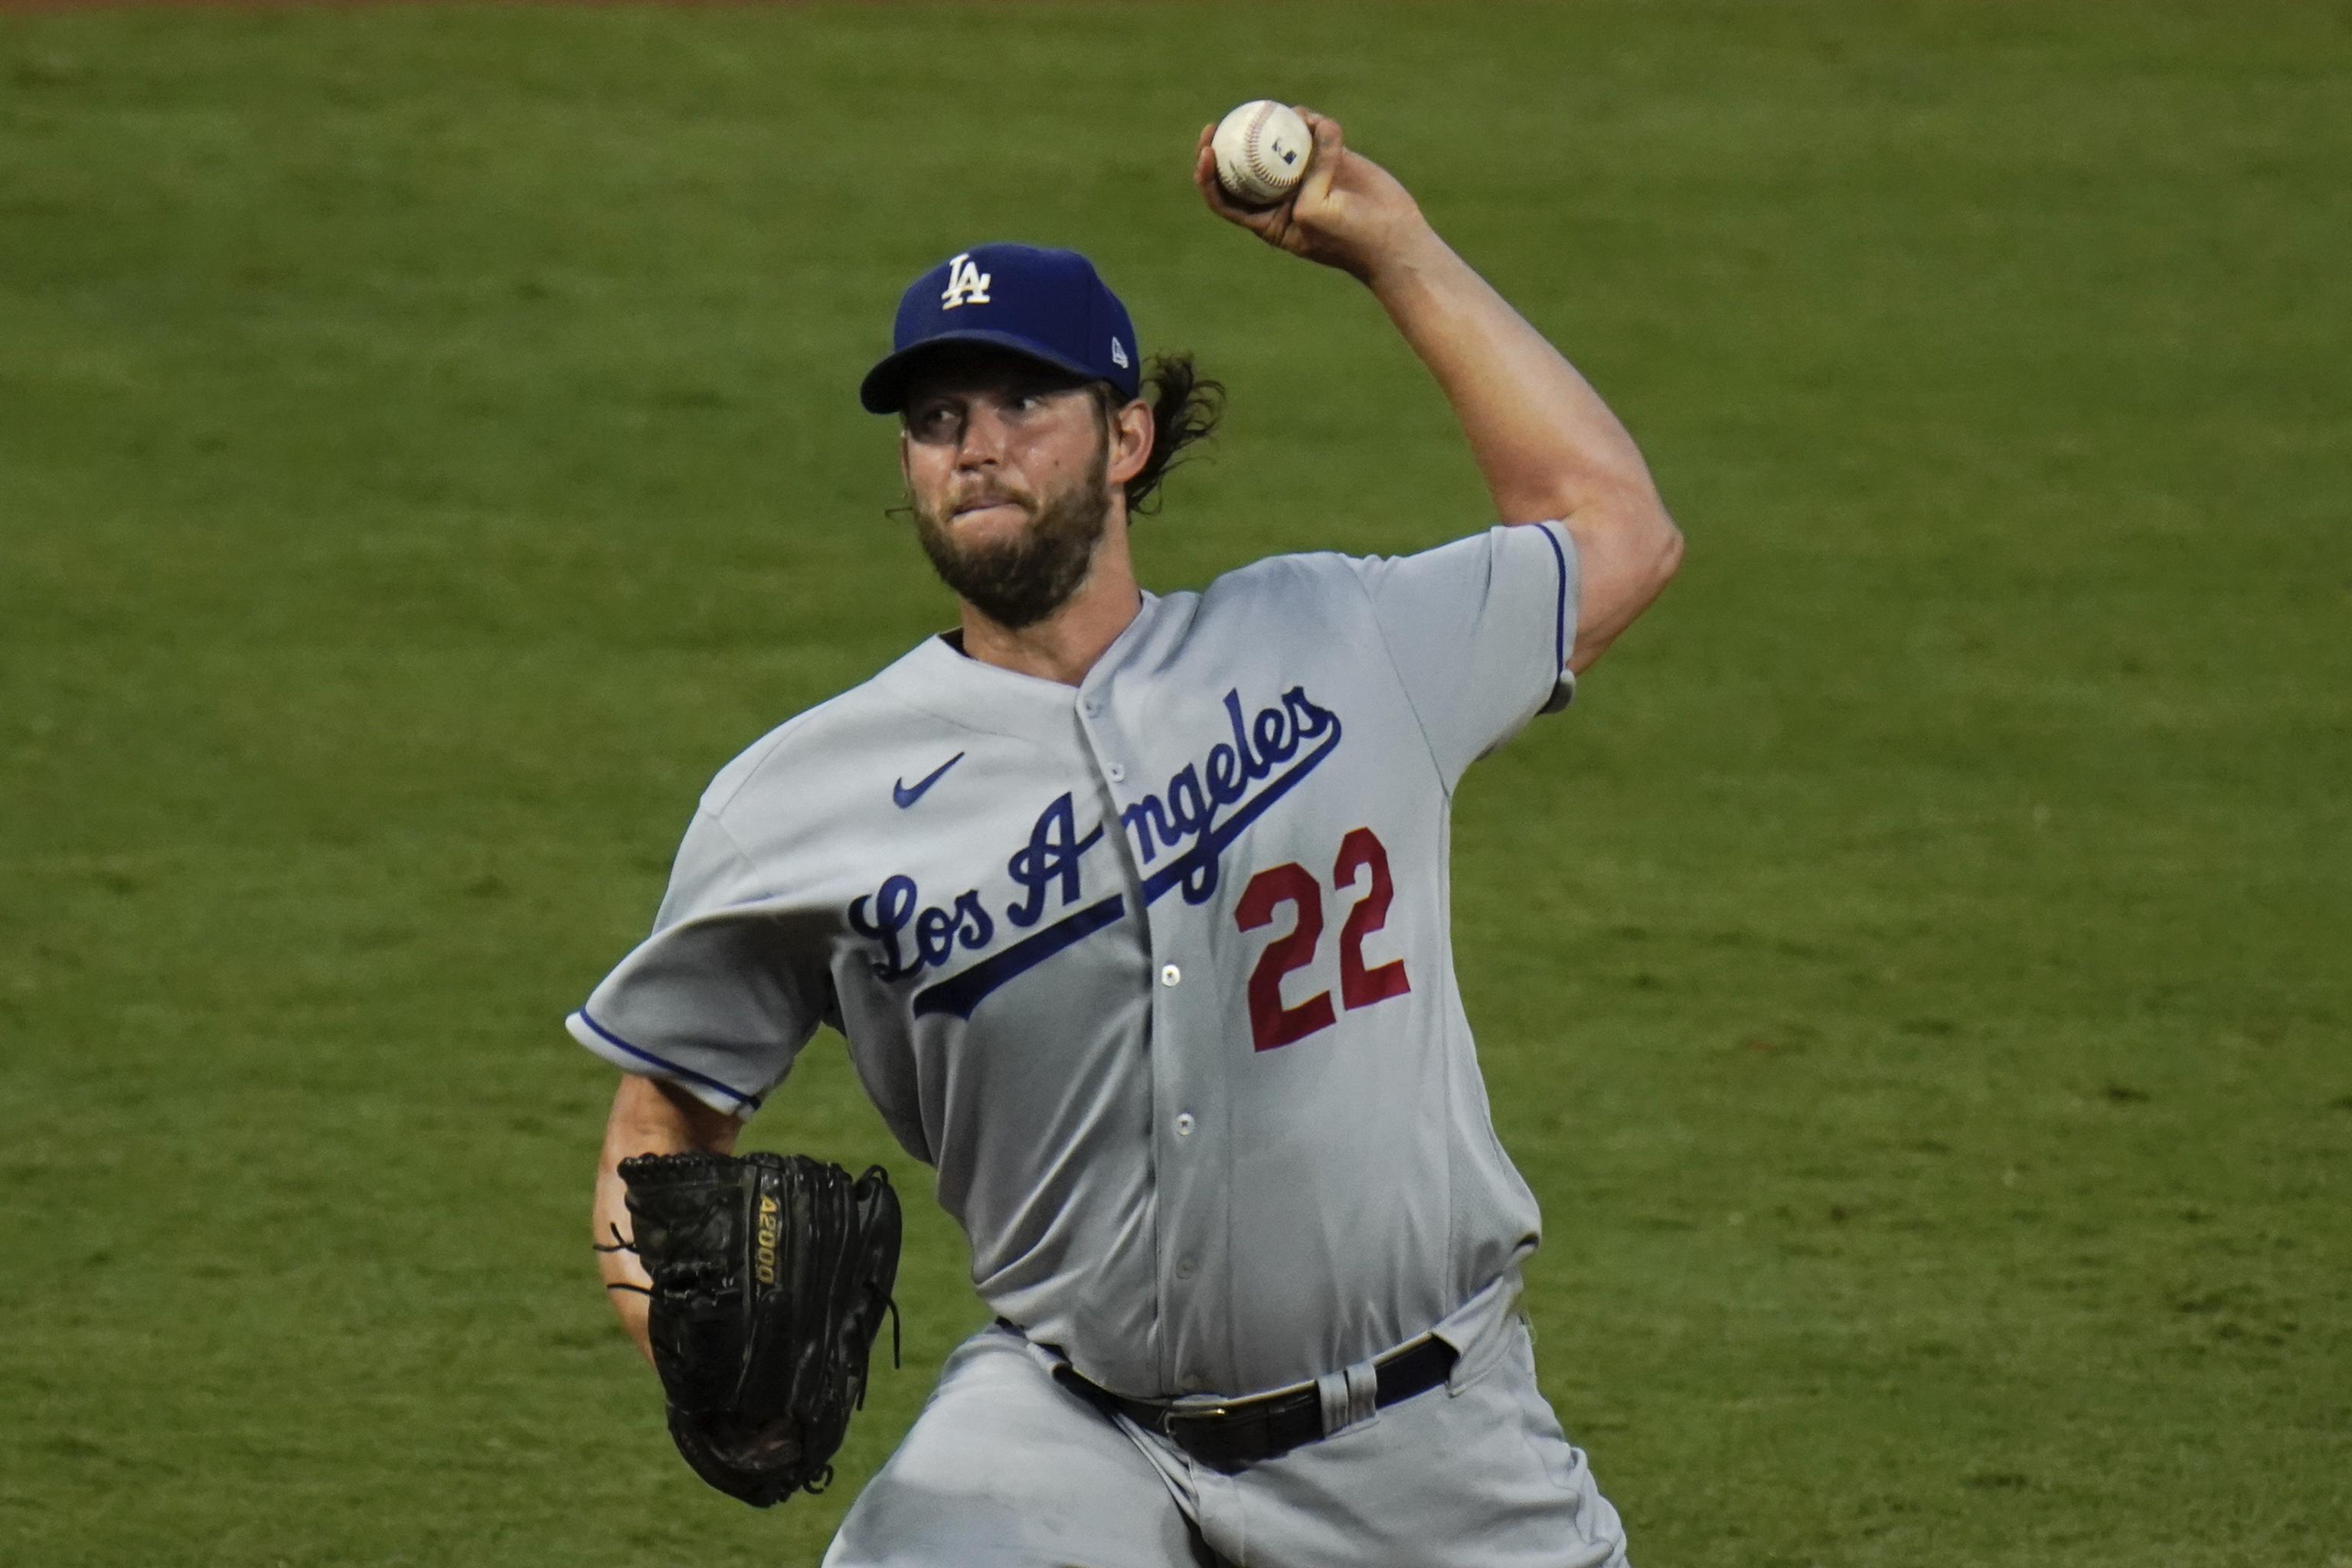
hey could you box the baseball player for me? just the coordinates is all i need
[579,109,1682,1566]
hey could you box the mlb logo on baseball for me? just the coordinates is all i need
[940,253,991,310]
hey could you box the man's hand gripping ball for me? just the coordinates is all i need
[1195,104,1429,282]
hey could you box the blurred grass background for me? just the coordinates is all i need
[2,2,2347,1563]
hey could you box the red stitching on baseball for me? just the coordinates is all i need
[1244,102,1282,190]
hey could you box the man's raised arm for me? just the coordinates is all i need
[1194,109,1683,672]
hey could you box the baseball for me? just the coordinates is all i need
[1212,100,1314,207]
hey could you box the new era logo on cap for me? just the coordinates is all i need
[860,243,1142,413]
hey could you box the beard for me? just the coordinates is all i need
[909,447,1114,631]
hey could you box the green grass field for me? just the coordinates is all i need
[4,2,2347,1563]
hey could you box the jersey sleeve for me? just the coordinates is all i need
[1343,520,1580,787]
[564,808,827,1119]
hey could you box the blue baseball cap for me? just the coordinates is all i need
[860,243,1142,414]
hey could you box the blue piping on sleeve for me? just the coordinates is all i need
[573,1009,763,1111]
[1539,521,1570,676]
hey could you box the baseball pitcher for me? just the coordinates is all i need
[577,109,1683,1566]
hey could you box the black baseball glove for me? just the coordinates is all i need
[613,1151,902,1506]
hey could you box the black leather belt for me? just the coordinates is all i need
[1047,1335,1459,1473]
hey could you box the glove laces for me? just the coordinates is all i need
[596,1223,653,1295]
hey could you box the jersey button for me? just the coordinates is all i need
[1174,1112,1195,1137]
[1106,763,1126,782]
[1160,964,1181,987]
[1176,1259,1195,1279]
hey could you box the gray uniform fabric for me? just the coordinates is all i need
[572,520,1579,1400]
[822,1272,1628,1568]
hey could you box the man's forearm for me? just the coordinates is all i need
[1364,226,1660,529]
[593,1074,740,1364]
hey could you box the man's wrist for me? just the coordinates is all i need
[1358,220,1459,300]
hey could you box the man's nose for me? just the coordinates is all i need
[956,406,1011,466]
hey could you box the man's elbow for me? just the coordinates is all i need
[1591,481,1684,593]
[1644,505,1685,593]
[1562,492,1684,674]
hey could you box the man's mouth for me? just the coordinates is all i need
[952,496,1027,521]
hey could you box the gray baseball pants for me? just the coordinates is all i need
[822,1290,1631,1568]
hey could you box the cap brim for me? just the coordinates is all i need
[859,331,1107,414]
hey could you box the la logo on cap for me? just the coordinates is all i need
[941,253,992,310]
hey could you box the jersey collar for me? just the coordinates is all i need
[877,590,1163,747]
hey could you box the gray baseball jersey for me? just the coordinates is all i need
[570,519,1578,1399]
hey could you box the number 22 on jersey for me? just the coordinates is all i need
[1233,825,1411,1053]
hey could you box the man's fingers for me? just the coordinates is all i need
[1194,142,1242,219]
[1194,135,1271,230]
[1193,140,1230,208]
[1294,109,1347,207]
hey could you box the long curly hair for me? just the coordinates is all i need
[1094,352,1226,518]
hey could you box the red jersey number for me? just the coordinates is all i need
[1233,826,1413,1053]
[1334,826,1411,1009]
[1233,862,1337,1051]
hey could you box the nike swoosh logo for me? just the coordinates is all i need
[893,752,965,809]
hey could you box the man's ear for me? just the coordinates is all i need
[1108,399,1154,488]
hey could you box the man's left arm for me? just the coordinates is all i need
[1195,110,1682,673]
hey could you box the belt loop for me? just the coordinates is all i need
[1343,1360,1380,1429]
[1314,1369,1350,1439]
[1315,1357,1381,1439]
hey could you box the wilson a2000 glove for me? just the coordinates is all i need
[615,1151,902,1506]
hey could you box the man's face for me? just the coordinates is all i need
[898,349,1117,631]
